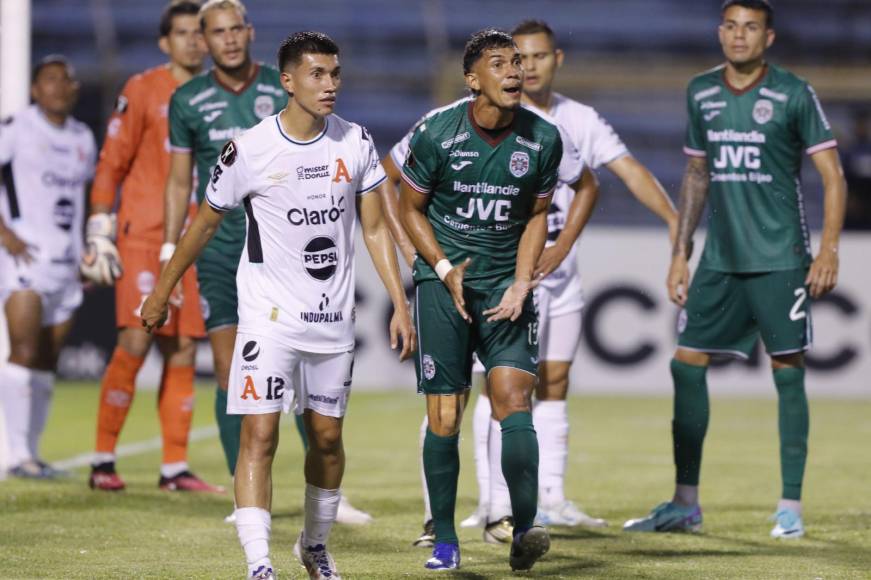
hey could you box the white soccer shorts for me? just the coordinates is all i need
[226,332,354,418]
[535,278,583,363]
[0,258,82,327]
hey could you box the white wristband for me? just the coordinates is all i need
[435,259,453,282]
[159,243,176,262]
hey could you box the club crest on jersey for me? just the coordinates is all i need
[220,140,237,166]
[254,95,275,119]
[422,355,436,380]
[509,151,530,178]
[752,99,774,125]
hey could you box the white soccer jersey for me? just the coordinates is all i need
[206,112,386,353]
[538,94,630,294]
[0,105,96,292]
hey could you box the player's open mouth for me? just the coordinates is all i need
[503,86,521,95]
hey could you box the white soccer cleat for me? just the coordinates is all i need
[224,510,236,524]
[250,564,275,579]
[335,495,373,525]
[537,500,608,528]
[294,531,342,579]
[770,508,805,539]
[460,506,488,528]
[483,516,514,544]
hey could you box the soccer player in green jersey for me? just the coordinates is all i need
[623,0,846,539]
[161,0,373,525]
[400,29,561,572]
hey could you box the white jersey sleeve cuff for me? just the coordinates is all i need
[170,145,192,154]
[357,174,387,195]
[205,192,232,213]
[683,146,707,158]
[806,139,838,156]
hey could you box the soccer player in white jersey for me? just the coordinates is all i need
[141,32,414,580]
[0,55,97,478]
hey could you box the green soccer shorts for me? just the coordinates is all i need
[677,267,812,358]
[195,243,241,332]
[413,280,539,394]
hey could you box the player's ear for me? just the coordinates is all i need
[554,48,564,69]
[248,23,255,43]
[158,36,170,57]
[765,28,775,49]
[465,72,480,95]
[280,70,294,96]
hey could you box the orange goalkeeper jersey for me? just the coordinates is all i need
[91,65,184,247]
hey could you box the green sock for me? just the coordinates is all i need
[214,387,242,476]
[774,367,808,501]
[422,429,460,544]
[500,411,539,532]
[295,413,309,452]
[671,359,709,486]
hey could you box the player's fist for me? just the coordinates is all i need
[81,213,122,285]
[140,293,168,333]
[667,254,691,306]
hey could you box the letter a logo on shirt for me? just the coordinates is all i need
[241,375,261,400]
[333,158,352,183]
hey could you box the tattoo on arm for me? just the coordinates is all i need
[674,157,709,258]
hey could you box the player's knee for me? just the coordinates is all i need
[308,421,343,456]
[674,348,710,367]
[117,327,153,359]
[8,342,40,368]
[772,352,804,370]
[242,417,279,458]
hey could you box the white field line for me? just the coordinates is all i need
[53,425,218,471]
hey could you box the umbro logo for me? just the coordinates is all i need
[268,171,290,182]
[451,160,473,171]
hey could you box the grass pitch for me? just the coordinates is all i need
[1,383,870,579]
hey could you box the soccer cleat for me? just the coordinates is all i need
[622,501,703,533]
[770,508,805,539]
[537,500,608,528]
[335,495,373,525]
[483,516,514,544]
[460,506,487,528]
[413,519,436,548]
[424,542,460,571]
[89,462,126,491]
[9,460,67,480]
[224,510,237,524]
[250,564,275,579]
[509,526,550,571]
[294,531,342,579]
[158,470,225,493]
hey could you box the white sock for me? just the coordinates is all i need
[419,414,432,523]
[487,417,511,522]
[303,484,341,547]
[0,363,34,466]
[160,461,189,478]
[28,370,54,460]
[235,506,271,575]
[471,394,491,514]
[778,499,802,515]
[92,452,116,466]
[533,400,569,507]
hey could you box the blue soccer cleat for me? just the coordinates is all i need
[424,542,460,571]
[622,501,703,533]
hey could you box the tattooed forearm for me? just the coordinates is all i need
[673,157,709,258]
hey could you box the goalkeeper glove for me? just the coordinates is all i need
[81,213,122,285]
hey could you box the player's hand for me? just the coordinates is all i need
[140,292,169,333]
[483,277,538,322]
[389,304,417,361]
[667,254,691,306]
[806,247,838,298]
[80,214,122,285]
[159,258,184,308]
[0,229,37,265]
[533,244,569,281]
[444,257,472,323]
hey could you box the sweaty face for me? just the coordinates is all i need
[515,32,560,96]
[282,53,341,118]
[467,46,524,110]
[165,14,206,70]
[719,6,773,66]
[31,63,79,117]
[202,8,252,72]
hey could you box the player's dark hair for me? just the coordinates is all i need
[159,1,202,37]
[31,54,74,83]
[721,0,774,28]
[462,28,516,75]
[511,20,556,44]
[277,31,340,71]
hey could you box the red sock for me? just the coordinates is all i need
[158,365,195,464]
[95,348,145,455]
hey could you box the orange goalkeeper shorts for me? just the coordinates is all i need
[115,241,206,338]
